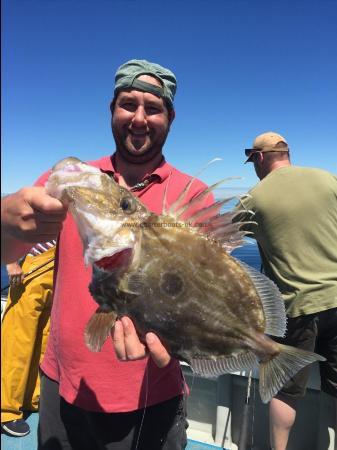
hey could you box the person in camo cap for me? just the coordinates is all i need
[237,131,337,450]
[1,59,214,449]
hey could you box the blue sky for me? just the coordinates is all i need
[2,0,337,194]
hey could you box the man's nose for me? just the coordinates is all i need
[132,106,147,126]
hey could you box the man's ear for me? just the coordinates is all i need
[168,109,175,126]
[256,152,264,164]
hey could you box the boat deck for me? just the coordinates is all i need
[2,413,38,450]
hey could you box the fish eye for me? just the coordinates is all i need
[120,196,136,214]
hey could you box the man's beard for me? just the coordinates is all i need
[112,127,170,165]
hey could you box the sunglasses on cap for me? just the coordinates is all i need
[244,148,263,164]
[245,148,261,157]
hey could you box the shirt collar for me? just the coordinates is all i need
[97,153,173,185]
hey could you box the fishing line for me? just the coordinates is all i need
[133,361,189,449]
[250,371,257,450]
[187,364,196,395]
[134,361,149,450]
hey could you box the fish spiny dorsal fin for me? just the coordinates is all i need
[165,160,253,253]
[174,179,238,221]
[202,208,254,231]
[162,170,173,215]
[236,260,287,337]
[178,192,255,253]
[178,196,236,223]
[199,209,256,253]
[168,158,223,217]
[172,177,241,221]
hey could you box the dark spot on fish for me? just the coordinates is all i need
[160,272,184,298]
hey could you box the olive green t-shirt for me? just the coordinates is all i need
[238,166,337,317]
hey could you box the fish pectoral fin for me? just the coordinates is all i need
[259,344,326,404]
[122,273,145,296]
[190,351,258,378]
[119,288,141,296]
[84,308,117,352]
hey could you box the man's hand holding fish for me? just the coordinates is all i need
[113,316,171,368]
[1,186,67,264]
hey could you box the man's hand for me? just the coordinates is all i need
[2,186,67,242]
[1,187,67,263]
[112,316,171,368]
[6,261,25,286]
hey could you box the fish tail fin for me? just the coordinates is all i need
[84,307,117,352]
[259,344,325,403]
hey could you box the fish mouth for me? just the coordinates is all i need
[94,248,133,272]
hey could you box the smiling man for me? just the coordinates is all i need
[1,59,214,450]
[112,73,175,165]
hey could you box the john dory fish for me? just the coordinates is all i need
[46,157,324,403]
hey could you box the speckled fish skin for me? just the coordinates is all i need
[91,216,274,363]
[46,157,325,403]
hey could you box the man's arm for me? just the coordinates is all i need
[1,187,67,263]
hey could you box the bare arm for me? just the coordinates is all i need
[1,186,67,263]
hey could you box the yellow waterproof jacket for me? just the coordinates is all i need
[1,246,55,422]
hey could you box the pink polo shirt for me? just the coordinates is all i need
[38,154,214,412]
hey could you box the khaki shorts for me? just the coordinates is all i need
[275,308,337,399]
